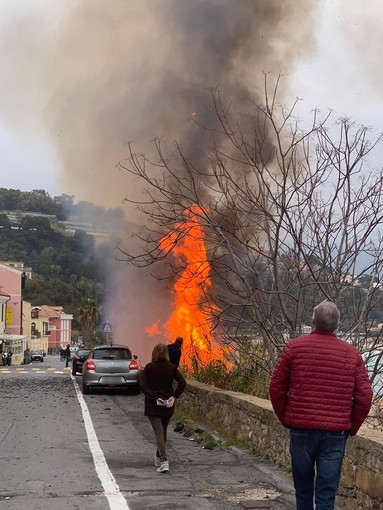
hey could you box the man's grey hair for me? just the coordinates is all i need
[312,300,340,332]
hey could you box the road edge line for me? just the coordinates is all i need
[71,375,131,510]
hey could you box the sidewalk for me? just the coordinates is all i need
[170,421,297,509]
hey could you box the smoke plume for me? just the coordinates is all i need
[0,0,319,362]
[0,0,318,205]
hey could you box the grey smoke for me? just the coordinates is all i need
[0,0,319,362]
[0,0,318,207]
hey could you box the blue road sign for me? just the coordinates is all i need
[101,322,113,333]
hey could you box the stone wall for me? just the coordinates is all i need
[182,380,383,510]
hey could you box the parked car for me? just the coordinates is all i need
[72,347,91,375]
[70,346,78,357]
[31,349,44,362]
[82,345,140,395]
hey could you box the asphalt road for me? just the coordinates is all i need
[0,355,295,510]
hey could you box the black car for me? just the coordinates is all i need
[72,348,91,375]
[31,350,44,362]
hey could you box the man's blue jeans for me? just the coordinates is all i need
[290,428,348,510]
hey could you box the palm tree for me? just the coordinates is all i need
[77,298,99,345]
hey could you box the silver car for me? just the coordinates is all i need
[82,345,140,395]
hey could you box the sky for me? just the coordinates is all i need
[0,0,64,196]
[293,2,383,134]
[0,0,382,206]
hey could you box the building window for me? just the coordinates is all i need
[31,322,37,335]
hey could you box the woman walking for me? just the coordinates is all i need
[141,343,186,473]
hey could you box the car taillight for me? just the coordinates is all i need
[129,360,139,370]
[85,360,96,370]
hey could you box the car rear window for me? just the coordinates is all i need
[77,349,90,356]
[93,348,132,360]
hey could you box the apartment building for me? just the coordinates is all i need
[0,292,10,335]
[31,305,73,352]
[0,262,73,361]
[0,262,27,363]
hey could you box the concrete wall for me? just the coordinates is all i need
[183,380,383,510]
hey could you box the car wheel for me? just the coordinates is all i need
[82,382,90,395]
[131,383,140,395]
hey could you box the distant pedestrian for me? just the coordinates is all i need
[269,300,373,510]
[23,348,31,365]
[60,347,65,361]
[141,343,186,474]
[64,344,71,368]
[167,336,183,367]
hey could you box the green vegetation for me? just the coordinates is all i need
[183,359,269,399]
[77,298,100,346]
[0,222,104,314]
[182,339,271,399]
[0,188,116,335]
[0,188,62,215]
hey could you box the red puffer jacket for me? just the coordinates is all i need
[269,331,373,435]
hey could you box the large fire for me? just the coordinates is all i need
[146,206,228,370]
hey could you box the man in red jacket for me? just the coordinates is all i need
[269,300,372,510]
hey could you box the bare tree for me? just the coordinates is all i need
[118,76,383,413]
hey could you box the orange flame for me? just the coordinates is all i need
[158,206,228,369]
[145,320,161,336]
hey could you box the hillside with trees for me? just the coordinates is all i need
[0,188,129,335]
[0,188,62,215]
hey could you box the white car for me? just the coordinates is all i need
[31,350,44,362]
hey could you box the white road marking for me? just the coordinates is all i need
[71,375,130,510]
[0,369,67,375]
